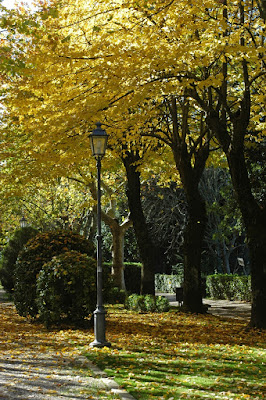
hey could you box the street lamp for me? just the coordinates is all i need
[20,216,27,228]
[89,122,111,348]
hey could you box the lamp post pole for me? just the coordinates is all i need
[89,122,110,348]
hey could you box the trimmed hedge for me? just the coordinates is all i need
[155,273,251,302]
[155,273,183,293]
[124,262,142,294]
[106,287,127,304]
[206,274,251,301]
[104,262,142,294]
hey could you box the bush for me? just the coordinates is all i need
[155,295,171,312]
[106,286,127,304]
[125,294,145,312]
[125,294,170,313]
[144,294,157,312]
[0,227,38,294]
[14,230,95,318]
[206,274,251,301]
[155,273,183,293]
[36,251,96,327]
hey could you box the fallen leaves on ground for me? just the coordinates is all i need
[0,303,119,399]
[0,302,265,400]
[86,306,266,400]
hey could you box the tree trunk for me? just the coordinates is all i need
[227,145,266,329]
[88,179,132,291]
[222,240,231,274]
[183,191,206,312]
[256,0,266,20]
[206,112,266,328]
[108,218,132,291]
[247,220,266,328]
[122,151,156,295]
[169,97,209,313]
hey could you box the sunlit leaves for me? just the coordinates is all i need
[1,0,265,189]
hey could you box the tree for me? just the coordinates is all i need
[122,149,158,295]
[200,168,247,275]
[1,0,265,323]
[84,175,132,290]
[184,1,266,327]
[134,95,211,311]
[256,0,266,19]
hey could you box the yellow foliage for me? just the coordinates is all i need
[0,0,265,194]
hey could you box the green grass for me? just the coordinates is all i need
[84,306,266,400]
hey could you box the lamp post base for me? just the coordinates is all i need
[90,306,111,348]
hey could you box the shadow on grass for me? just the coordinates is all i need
[85,307,265,400]
[86,344,265,400]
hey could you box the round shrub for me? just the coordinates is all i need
[125,294,145,312]
[14,230,95,318]
[36,251,96,327]
[155,295,170,312]
[0,227,38,294]
[125,294,170,313]
[144,294,157,312]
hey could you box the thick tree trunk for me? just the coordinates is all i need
[256,0,266,20]
[109,221,126,290]
[122,152,156,295]
[227,146,266,329]
[183,191,206,313]
[247,222,266,328]
[206,111,266,328]
[167,96,210,313]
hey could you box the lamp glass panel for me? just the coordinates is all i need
[20,217,27,228]
[90,136,107,156]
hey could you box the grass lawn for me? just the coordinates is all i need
[83,305,266,400]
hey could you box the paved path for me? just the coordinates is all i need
[158,292,251,320]
[0,348,135,400]
[0,348,110,400]
[0,290,136,400]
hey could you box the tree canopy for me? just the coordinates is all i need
[0,0,265,326]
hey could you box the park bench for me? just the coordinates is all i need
[174,287,183,306]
